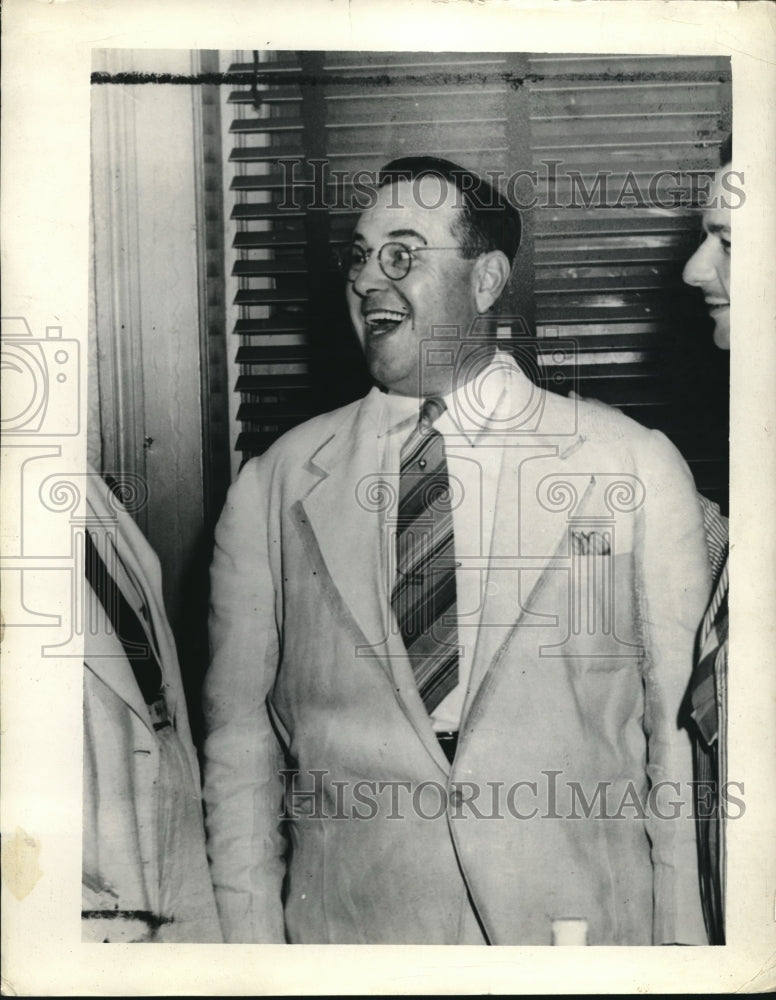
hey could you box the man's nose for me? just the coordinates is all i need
[682,237,717,288]
[351,251,390,297]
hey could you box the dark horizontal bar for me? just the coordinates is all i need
[231,172,290,191]
[237,403,313,421]
[234,289,308,306]
[231,203,306,220]
[235,345,310,363]
[230,145,305,163]
[234,317,309,335]
[231,116,303,134]
[236,374,312,391]
[233,259,308,277]
[233,231,307,249]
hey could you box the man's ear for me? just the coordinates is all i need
[473,251,511,312]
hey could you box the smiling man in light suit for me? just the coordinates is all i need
[203,156,711,945]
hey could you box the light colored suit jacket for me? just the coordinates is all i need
[83,469,220,942]
[204,359,710,945]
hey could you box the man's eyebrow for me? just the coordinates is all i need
[387,228,428,244]
[349,227,429,247]
[705,222,731,237]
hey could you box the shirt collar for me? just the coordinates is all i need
[376,389,418,440]
[376,348,513,445]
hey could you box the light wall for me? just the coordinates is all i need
[90,48,205,638]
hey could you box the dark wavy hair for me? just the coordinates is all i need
[377,155,522,267]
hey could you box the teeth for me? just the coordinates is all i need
[364,309,406,326]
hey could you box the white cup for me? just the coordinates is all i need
[551,917,589,946]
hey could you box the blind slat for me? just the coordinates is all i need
[234,289,308,306]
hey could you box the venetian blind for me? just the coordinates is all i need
[225,50,730,506]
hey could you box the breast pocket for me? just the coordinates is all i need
[538,548,642,667]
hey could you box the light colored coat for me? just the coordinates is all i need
[83,471,220,942]
[204,359,710,945]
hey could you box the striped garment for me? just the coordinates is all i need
[688,493,729,945]
[698,492,728,583]
[391,397,460,714]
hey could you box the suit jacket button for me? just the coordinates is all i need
[449,789,463,810]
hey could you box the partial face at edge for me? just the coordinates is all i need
[682,163,732,350]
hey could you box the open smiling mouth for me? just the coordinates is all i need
[363,309,409,336]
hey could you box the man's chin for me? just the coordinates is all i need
[712,312,730,350]
[365,351,417,396]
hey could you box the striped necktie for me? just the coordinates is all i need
[391,397,460,713]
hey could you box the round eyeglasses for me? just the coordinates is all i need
[335,241,462,282]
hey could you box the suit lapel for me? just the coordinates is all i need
[298,391,450,772]
[461,377,597,728]
[84,479,158,734]
[461,442,562,719]
[84,623,156,730]
[299,390,390,655]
